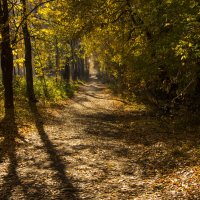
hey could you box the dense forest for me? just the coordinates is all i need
[0,0,200,199]
[0,0,199,113]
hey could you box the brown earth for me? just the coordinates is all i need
[0,75,200,200]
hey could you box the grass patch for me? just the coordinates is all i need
[13,76,79,102]
[0,76,79,120]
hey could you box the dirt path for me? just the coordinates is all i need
[0,75,200,199]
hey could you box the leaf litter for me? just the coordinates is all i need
[0,78,200,199]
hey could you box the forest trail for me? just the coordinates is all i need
[1,74,200,200]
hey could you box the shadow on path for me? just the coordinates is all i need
[75,109,200,179]
[0,109,30,200]
[84,92,127,104]
[29,102,79,200]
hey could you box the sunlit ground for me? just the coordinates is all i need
[0,77,200,199]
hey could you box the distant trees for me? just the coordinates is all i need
[0,0,88,114]
[64,0,200,109]
[1,0,199,114]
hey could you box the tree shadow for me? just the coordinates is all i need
[75,110,200,179]
[29,102,79,200]
[0,109,31,199]
[84,92,128,104]
[71,98,112,113]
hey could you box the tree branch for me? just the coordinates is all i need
[12,0,55,45]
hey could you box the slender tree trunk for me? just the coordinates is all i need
[70,41,77,81]
[63,65,70,82]
[71,64,77,81]
[0,0,14,109]
[80,57,85,79]
[55,37,60,82]
[85,56,90,80]
[15,54,21,76]
[21,0,36,102]
[63,57,70,83]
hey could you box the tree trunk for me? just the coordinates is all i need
[70,41,77,81]
[85,56,90,80]
[0,0,14,109]
[72,63,78,81]
[55,37,60,82]
[21,0,36,102]
[63,59,70,83]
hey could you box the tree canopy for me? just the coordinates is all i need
[0,0,199,112]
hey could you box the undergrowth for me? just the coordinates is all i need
[0,76,79,119]
[13,76,79,102]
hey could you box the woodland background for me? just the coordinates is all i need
[0,0,199,114]
[0,1,200,199]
